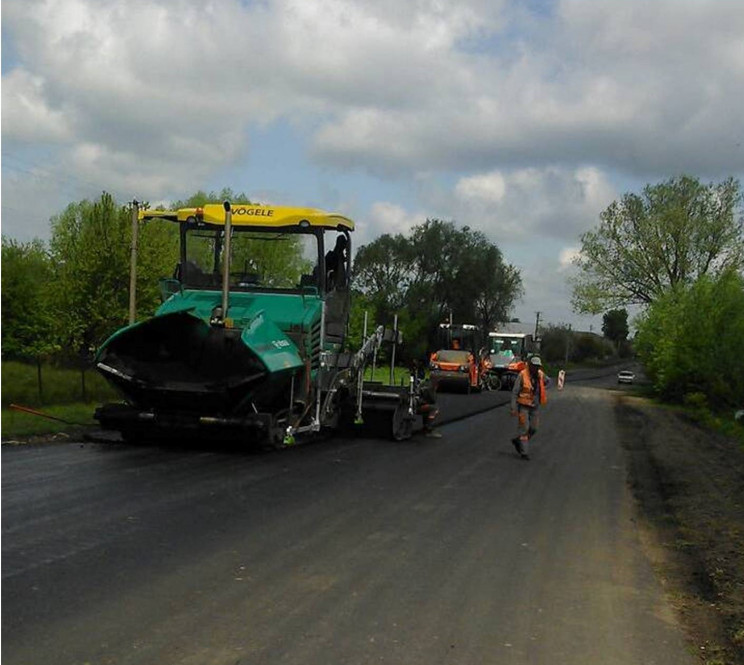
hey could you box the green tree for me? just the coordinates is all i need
[345,291,380,352]
[353,232,429,358]
[404,219,523,342]
[539,324,572,364]
[572,332,614,363]
[1,237,61,360]
[572,175,744,314]
[353,219,523,357]
[473,249,523,333]
[635,270,744,407]
[602,308,629,348]
[171,187,253,208]
[49,192,179,353]
[353,233,411,321]
[408,219,466,323]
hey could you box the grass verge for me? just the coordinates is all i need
[2,360,117,409]
[2,403,100,439]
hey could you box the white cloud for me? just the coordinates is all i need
[2,0,743,245]
[310,1,744,176]
[6,0,744,182]
[511,250,602,331]
[558,246,580,270]
[355,201,423,247]
[451,166,617,245]
[347,168,613,327]
[455,172,506,204]
[351,167,616,327]
[2,69,73,142]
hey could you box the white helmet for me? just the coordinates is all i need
[529,355,542,366]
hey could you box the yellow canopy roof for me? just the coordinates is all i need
[140,203,354,231]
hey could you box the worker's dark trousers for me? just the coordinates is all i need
[420,404,439,431]
[517,405,539,453]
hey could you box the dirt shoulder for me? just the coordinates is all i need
[617,395,744,664]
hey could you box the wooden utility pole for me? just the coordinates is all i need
[128,200,139,325]
[389,314,398,385]
[221,201,233,320]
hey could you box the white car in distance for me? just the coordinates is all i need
[617,370,635,384]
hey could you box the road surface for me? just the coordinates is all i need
[2,370,694,664]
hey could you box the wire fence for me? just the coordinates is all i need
[1,359,118,408]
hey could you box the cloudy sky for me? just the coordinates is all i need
[3,0,743,330]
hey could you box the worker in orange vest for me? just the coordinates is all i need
[411,359,441,438]
[510,355,547,460]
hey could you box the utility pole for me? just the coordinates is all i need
[564,323,572,365]
[389,314,398,385]
[128,199,139,325]
[221,201,233,321]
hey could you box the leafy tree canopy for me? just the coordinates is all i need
[49,192,179,353]
[539,324,615,364]
[602,308,629,346]
[170,188,253,208]
[1,237,61,359]
[634,269,744,407]
[572,175,744,314]
[353,218,523,357]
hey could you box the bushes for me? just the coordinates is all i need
[635,270,744,409]
[540,324,616,364]
[572,332,615,363]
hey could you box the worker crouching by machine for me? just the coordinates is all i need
[411,359,441,438]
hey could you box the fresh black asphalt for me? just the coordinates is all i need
[2,365,692,664]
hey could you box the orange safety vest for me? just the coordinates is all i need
[517,367,547,407]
